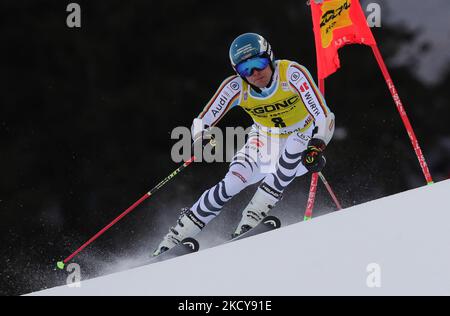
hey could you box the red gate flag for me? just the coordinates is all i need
[309,0,434,184]
[311,0,376,79]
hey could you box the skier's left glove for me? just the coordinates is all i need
[302,138,326,173]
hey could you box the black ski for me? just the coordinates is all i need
[150,237,199,263]
[230,215,281,242]
[129,238,199,269]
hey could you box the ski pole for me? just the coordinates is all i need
[304,172,342,221]
[304,172,319,221]
[56,155,196,269]
[303,78,326,221]
[318,172,342,210]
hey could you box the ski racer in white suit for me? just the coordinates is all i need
[153,33,335,256]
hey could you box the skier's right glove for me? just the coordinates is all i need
[302,138,326,173]
[192,127,215,150]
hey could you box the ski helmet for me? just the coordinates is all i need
[229,33,274,77]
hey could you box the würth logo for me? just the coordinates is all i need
[300,82,310,93]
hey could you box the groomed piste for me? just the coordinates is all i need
[29,179,450,296]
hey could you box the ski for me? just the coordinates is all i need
[150,237,199,263]
[130,217,280,270]
[230,215,281,242]
[129,237,199,270]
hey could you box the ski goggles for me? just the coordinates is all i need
[235,56,271,77]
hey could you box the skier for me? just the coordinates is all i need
[153,33,335,256]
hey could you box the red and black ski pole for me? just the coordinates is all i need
[304,171,342,221]
[318,171,342,210]
[56,156,196,269]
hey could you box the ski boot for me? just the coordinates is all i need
[232,186,280,238]
[153,207,205,256]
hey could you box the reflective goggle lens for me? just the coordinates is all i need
[235,56,270,77]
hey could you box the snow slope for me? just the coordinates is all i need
[29,180,450,295]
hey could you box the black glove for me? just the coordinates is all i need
[302,138,326,173]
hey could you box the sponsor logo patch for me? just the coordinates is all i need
[211,94,229,117]
[290,71,301,82]
[329,119,335,131]
[187,211,206,229]
[232,171,247,183]
[230,82,240,91]
[244,95,300,115]
[299,82,310,93]
[260,182,282,200]
[249,138,264,148]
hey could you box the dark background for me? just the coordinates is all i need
[1,1,449,295]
